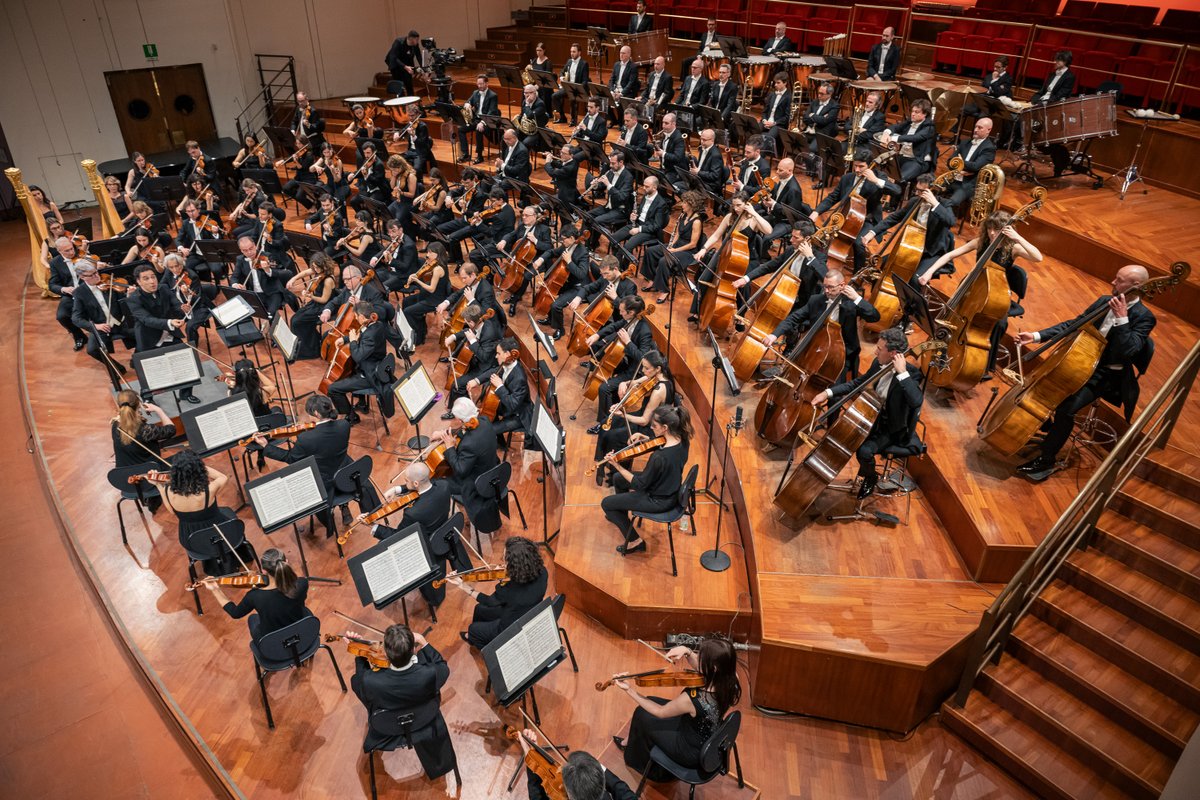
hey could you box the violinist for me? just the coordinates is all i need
[442,303,505,412]
[458,74,500,164]
[370,218,418,290]
[1014,265,1156,479]
[612,638,741,782]
[365,461,468,607]
[878,99,937,186]
[594,351,674,485]
[586,294,658,434]
[162,252,213,349]
[231,236,295,320]
[386,154,419,237]
[611,176,670,255]
[227,179,266,239]
[756,158,813,256]
[532,226,591,339]
[182,140,210,183]
[73,264,136,386]
[417,167,452,228]
[600,405,692,555]
[326,300,391,427]
[123,200,156,236]
[480,338,532,436]
[232,132,269,171]
[465,189,518,269]
[351,141,390,209]
[552,44,591,126]
[280,134,320,211]
[124,151,157,203]
[435,168,486,262]
[920,211,1043,380]
[688,192,772,323]
[103,175,135,221]
[312,142,350,205]
[545,144,584,208]
[286,252,340,360]
[342,103,377,143]
[762,269,881,381]
[206,549,310,643]
[306,193,349,258]
[176,200,222,280]
[396,103,434,177]
[176,174,221,220]
[162,449,238,549]
[448,535,547,648]
[811,148,899,271]
[586,151,635,229]
[522,746,637,800]
[254,203,294,271]
[497,206,554,314]
[291,91,325,147]
[126,263,199,404]
[742,219,828,311]
[334,210,382,264]
[641,190,704,305]
[437,397,501,533]
[48,236,90,350]
[123,230,166,274]
[111,391,172,501]
[349,623,457,780]
[402,243,450,347]
[810,327,924,499]
[223,359,278,418]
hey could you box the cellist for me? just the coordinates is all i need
[520,743,638,800]
[810,148,899,271]
[737,218,828,314]
[441,303,504,415]
[586,294,658,435]
[810,327,924,499]
[1014,265,1155,479]
[496,205,554,314]
[763,269,881,381]
[325,299,389,426]
[531,225,591,338]
[688,192,771,324]
[862,173,956,307]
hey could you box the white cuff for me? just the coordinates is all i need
[1113,316,1129,327]
[895,371,909,381]
[1032,332,1042,343]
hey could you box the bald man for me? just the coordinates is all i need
[868,27,899,81]
[640,55,674,112]
[609,45,639,100]
[945,118,997,214]
[1015,264,1156,478]
[757,157,812,256]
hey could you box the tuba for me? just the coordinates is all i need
[969,164,1006,227]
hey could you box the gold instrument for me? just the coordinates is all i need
[462,102,475,126]
[788,81,806,132]
[515,113,537,136]
[969,164,1006,227]
[522,64,536,86]
[738,78,754,114]
[845,105,865,161]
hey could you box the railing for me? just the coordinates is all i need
[234,54,297,142]
[952,330,1200,707]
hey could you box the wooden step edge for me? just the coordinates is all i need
[1062,555,1200,656]
[1032,594,1200,711]
[1009,631,1188,757]
[940,701,1103,800]
[1113,485,1200,544]
[979,670,1165,799]
[1093,519,1200,604]
[1137,447,1200,495]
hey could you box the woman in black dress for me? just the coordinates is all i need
[314,142,351,204]
[402,242,449,346]
[642,189,704,304]
[689,191,771,321]
[529,43,554,113]
[163,449,238,550]
[422,167,453,229]
[595,351,675,485]
[286,251,340,360]
[600,405,691,555]
[111,390,175,468]
[613,637,741,781]
[335,209,382,264]
[103,175,135,222]
[232,132,269,172]
[28,185,63,225]
[204,548,311,642]
[223,358,279,417]
[448,535,548,649]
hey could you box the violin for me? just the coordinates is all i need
[405,256,442,289]
[586,435,667,476]
[99,278,132,292]
[432,566,507,589]
[337,491,420,546]
[595,667,705,692]
[601,374,658,431]
[145,163,160,177]
[185,573,268,591]
[338,222,367,249]
[237,421,318,448]
[128,470,171,485]
[324,633,389,670]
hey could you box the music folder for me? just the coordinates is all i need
[482,597,566,706]
[131,341,202,394]
[346,523,437,609]
[244,455,329,534]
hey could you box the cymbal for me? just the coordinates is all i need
[900,71,935,82]
[851,80,898,90]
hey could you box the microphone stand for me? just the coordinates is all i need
[701,406,743,572]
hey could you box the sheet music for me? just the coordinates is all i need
[393,307,414,348]
[396,366,437,419]
[213,295,255,327]
[273,317,299,360]
[494,605,561,693]
[249,467,324,529]
[535,406,562,463]
[194,399,258,450]
[140,348,200,391]
[361,533,432,602]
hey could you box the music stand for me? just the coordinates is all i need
[346,523,437,626]
[692,104,725,133]
[244,456,334,578]
[215,286,273,378]
[699,327,740,504]
[179,392,261,509]
[894,274,936,336]
[535,126,566,155]
[434,102,468,165]
[494,65,526,115]
[268,313,307,416]
[131,341,203,399]
[529,400,563,551]
[587,82,617,117]
[729,112,763,148]
[392,360,439,451]
[718,36,748,60]
[559,80,589,116]
[775,128,809,162]
[481,597,567,724]
[610,141,640,166]
[62,217,95,241]
[576,138,607,172]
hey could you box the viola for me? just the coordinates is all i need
[324,633,389,670]
[595,667,705,692]
[185,573,268,591]
[505,728,567,800]
[567,265,636,358]
[337,491,420,546]
[237,421,318,448]
[601,374,658,431]
[128,470,171,485]
[586,435,667,476]
[826,150,895,272]
[583,305,656,401]
[145,163,160,178]
[698,216,751,338]
[320,269,377,361]
[432,566,507,589]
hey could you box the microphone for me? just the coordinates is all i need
[732,405,744,431]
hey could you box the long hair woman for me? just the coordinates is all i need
[448,535,548,649]
[204,548,311,642]
[111,390,176,470]
[163,448,237,550]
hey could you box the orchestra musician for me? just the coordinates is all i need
[499,206,555,313]
[436,167,486,261]
[864,173,957,309]
[760,73,792,146]
[438,262,504,326]
[231,235,296,320]
[442,303,505,410]
[802,83,840,181]
[124,200,155,236]
[811,148,901,271]
[387,154,419,237]
[233,132,270,171]
[419,167,454,228]
[342,104,377,144]
[867,27,900,82]
[366,461,469,608]
[496,128,533,193]
[395,103,434,177]
[762,21,796,55]
[689,192,772,322]
[762,269,882,381]
[608,46,640,104]
[689,128,727,195]
[227,179,266,239]
[306,192,348,257]
[39,219,67,281]
[568,255,640,338]
[697,17,721,60]
[334,209,382,264]
[943,118,998,214]
[126,263,197,403]
[848,91,888,146]
[73,263,136,387]
[464,188,517,269]
[740,218,828,314]
[182,140,210,183]
[103,175,135,223]
[678,59,711,109]
[629,0,653,34]
[960,57,1013,134]
[532,225,592,338]
[353,141,392,208]
[708,63,740,122]
[285,253,340,360]
[324,299,390,428]
[291,91,325,147]
[529,43,554,113]
[587,151,635,228]
[479,337,532,436]
[640,56,675,115]
[122,230,165,273]
[612,638,741,782]
[459,74,500,165]
[205,549,311,643]
[730,135,767,194]
[176,174,221,222]
[653,113,688,176]
[1015,264,1155,479]
[1027,51,1078,177]
[256,203,294,271]
[642,190,704,304]
[176,200,222,280]
[599,405,692,555]
[447,534,547,648]
[611,176,670,254]
[402,243,450,346]
[552,43,590,126]
[523,745,638,800]
[125,152,157,206]
[810,327,924,499]
[921,211,1043,381]
[161,450,237,549]
[111,390,172,479]
[280,134,320,211]
[385,30,424,97]
[436,397,501,533]
[348,624,457,781]
[48,236,90,350]
[588,294,659,431]
[546,144,584,207]
[312,142,350,205]
[161,252,213,349]
[615,108,651,165]
[224,359,278,418]
[570,97,609,157]
[372,218,418,290]
[594,351,674,483]
[878,99,937,185]
[517,84,549,144]
[755,157,812,256]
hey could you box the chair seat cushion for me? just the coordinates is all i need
[631,507,684,524]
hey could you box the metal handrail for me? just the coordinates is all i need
[234,54,296,143]
[952,336,1200,706]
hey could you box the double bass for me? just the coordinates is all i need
[729,213,844,382]
[979,264,1188,456]
[774,340,945,520]
[927,187,1044,392]
[582,304,655,401]
[826,150,895,271]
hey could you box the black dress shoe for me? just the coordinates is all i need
[857,474,878,500]
[687,314,699,323]
[551,329,564,341]
[1017,456,1052,474]
[115,362,129,375]
[617,540,647,555]
[459,631,470,644]
[586,423,602,435]
[980,372,993,382]
[340,506,354,527]
[346,413,362,426]
[595,466,606,486]
[472,158,483,165]
[581,360,594,370]
[612,735,626,752]
[182,394,202,405]
[536,317,551,326]
[507,302,518,316]
[441,411,456,421]
[73,339,85,351]
[438,356,450,364]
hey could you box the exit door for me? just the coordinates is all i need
[106,64,218,155]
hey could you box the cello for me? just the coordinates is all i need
[864,157,963,333]
[533,231,589,317]
[444,266,492,337]
[319,308,378,395]
[774,340,945,520]
[320,268,376,360]
[582,304,655,401]
[444,308,495,392]
[826,150,895,271]
[927,187,1045,392]
[729,213,844,382]
[498,234,540,294]
[978,264,1188,456]
[567,264,636,358]
[698,213,751,338]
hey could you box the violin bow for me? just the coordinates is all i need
[104,360,174,468]
[210,519,253,575]
[333,609,387,638]
[638,638,674,663]
[519,708,568,765]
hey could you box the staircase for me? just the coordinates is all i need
[463,27,532,72]
[943,445,1200,799]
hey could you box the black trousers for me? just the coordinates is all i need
[547,289,580,332]
[611,225,660,254]
[551,89,579,122]
[1040,369,1122,462]
[84,325,136,387]
[403,297,440,345]
[282,179,318,210]
[856,428,896,479]
[57,296,85,343]
[601,489,675,541]
[328,373,374,415]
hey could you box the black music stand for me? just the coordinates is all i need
[131,341,203,402]
[693,104,726,133]
[346,523,437,627]
[393,361,440,451]
[179,392,261,509]
[775,128,809,162]
[434,102,469,165]
[718,36,748,59]
[529,399,564,552]
[244,457,337,580]
[481,597,568,725]
[729,112,763,148]
[494,65,526,115]
[576,138,607,172]
[587,82,617,118]
[894,273,936,337]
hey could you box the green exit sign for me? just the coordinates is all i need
[142,43,158,59]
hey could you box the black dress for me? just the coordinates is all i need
[465,566,549,648]
[624,688,722,779]
[221,578,311,640]
[166,483,239,550]
[643,213,699,294]
[111,419,175,469]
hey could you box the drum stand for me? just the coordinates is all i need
[1108,116,1152,200]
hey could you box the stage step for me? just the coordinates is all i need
[1135,445,1200,497]
[1093,509,1200,602]
[1112,475,1200,544]
[529,6,567,27]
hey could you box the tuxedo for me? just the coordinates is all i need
[545,151,583,207]
[746,245,829,305]
[485,360,532,434]
[175,217,221,276]
[692,144,726,194]
[327,319,392,419]
[945,136,998,211]
[707,80,740,119]
[1032,68,1076,104]
[262,419,352,493]
[574,112,608,145]
[125,285,185,352]
[615,123,651,164]
[628,12,653,34]
[773,293,882,378]
[72,284,135,384]
[609,59,640,98]
[499,222,554,302]
[850,108,889,145]
[48,254,87,344]
[589,167,636,227]
[868,42,900,81]
[886,118,938,182]
[518,99,549,136]
[804,98,840,139]
[816,170,901,270]
[291,106,325,146]
[372,480,467,606]
[828,357,924,478]
[613,192,671,252]
[497,140,531,184]
[871,196,957,276]
[678,75,711,107]
[762,89,791,128]
[658,129,688,175]
[641,70,675,107]
[593,316,657,421]
[231,255,295,317]
[553,57,591,122]
[983,70,1014,99]
[460,89,500,157]
[762,35,796,56]
[758,176,813,253]
[445,415,502,532]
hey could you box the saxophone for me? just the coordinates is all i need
[969,164,1006,227]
